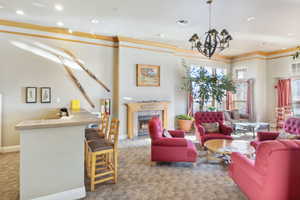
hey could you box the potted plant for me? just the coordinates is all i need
[176,114,194,132]
[181,60,236,111]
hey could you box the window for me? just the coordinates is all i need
[190,66,228,111]
[233,81,247,114]
[235,68,247,80]
[292,79,300,116]
[291,63,300,75]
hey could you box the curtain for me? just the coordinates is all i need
[187,92,193,116]
[276,79,292,128]
[277,79,292,108]
[226,91,233,110]
[246,79,255,121]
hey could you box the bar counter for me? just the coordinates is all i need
[16,109,100,200]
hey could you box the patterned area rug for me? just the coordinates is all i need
[0,135,247,200]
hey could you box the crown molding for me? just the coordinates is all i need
[0,19,298,62]
[0,19,117,42]
[230,47,299,61]
[117,36,177,50]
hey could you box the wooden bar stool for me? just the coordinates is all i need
[84,114,109,164]
[86,118,119,191]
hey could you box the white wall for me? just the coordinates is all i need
[118,43,184,139]
[0,33,114,146]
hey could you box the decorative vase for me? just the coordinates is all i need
[177,119,193,132]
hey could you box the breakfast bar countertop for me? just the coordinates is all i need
[15,109,100,130]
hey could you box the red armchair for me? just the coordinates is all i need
[148,117,198,163]
[229,140,300,200]
[251,117,300,149]
[194,112,233,145]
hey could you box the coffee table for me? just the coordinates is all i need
[204,139,255,164]
[233,122,270,138]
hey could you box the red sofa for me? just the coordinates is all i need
[194,112,233,145]
[251,117,300,149]
[229,140,300,200]
[148,117,198,163]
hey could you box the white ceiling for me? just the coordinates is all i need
[0,0,300,56]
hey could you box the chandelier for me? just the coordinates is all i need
[189,0,232,58]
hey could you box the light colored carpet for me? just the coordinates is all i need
[0,134,248,200]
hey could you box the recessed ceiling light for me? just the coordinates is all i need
[32,2,46,7]
[176,19,189,25]
[247,17,255,22]
[91,19,99,24]
[54,4,63,11]
[56,21,64,27]
[16,10,24,15]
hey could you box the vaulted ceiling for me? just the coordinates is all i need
[0,0,299,56]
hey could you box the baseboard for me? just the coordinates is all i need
[0,145,20,153]
[30,187,86,200]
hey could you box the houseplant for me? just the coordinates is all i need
[181,61,236,111]
[176,114,194,132]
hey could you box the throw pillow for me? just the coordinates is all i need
[202,122,220,133]
[232,109,240,120]
[224,111,232,121]
[162,129,172,138]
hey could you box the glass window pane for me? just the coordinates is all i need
[235,102,247,114]
[234,82,247,101]
[292,79,300,101]
[235,69,247,80]
[293,103,300,116]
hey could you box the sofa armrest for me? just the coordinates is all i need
[168,130,185,138]
[230,152,263,186]
[231,152,255,168]
[195,123,205,136]
[152,138,188,147]
[220,124,233,136]
[257,131,279,141]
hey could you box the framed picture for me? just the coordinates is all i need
[26,87,37,103]
[136,64,160,87]
[41,87,51,103]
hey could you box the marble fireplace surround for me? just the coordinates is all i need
[125,101,170,139]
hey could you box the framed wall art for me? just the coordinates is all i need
[136,64,160,87]
[26,87,37,103]
[41,87,51,103]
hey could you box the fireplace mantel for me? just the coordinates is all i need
[125,101,170,139]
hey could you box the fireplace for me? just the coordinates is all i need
[125,101,170,139]
[137,111,161,136]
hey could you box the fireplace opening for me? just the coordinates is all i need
[137,115,159,136]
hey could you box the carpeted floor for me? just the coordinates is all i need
[0,135,248,200]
